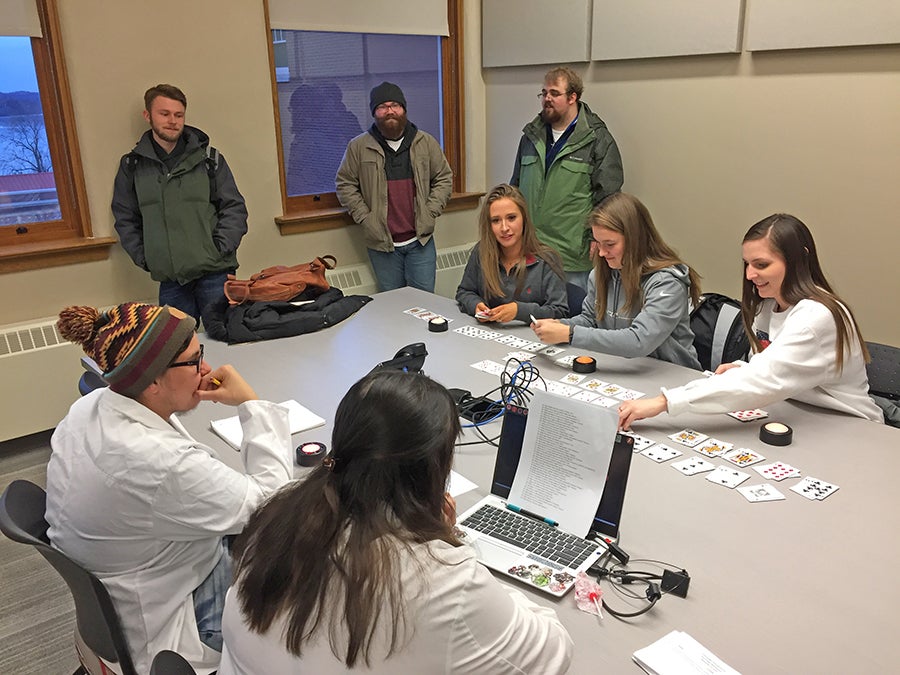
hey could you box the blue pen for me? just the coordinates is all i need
[506,503,558,527]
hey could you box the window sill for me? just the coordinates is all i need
[276,191,484,236]
[0,237,117,274]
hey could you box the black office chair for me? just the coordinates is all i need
[866,342,900,401]
[151,650,198,675]
[565,282,587,318]
[78,356,107,396]
[0,480,137,675]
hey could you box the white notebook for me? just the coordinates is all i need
[210,399,325,450]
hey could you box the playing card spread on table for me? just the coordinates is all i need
[722,448,765,468]
[641,444,682,463]
[505,351,534,362]
[668,428,709,448]
[622,432,655,452]
[615,387,645,401]
[727,408,769,422]
[590,396,620,408]
[546,381,581,397]
[671,457,716,476]
[694,438,734,458]
[556,355,577,367]
[705,466,751,488]
[737,483,786,503]
[581,378,610,391]
[572,390,599,403]
[538,345,565,356]
[754,462,801,481]
[790,476,840,501]
[470,360,504,375]
[560,372,586,385]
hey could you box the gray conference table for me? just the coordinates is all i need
[185,287,900,674]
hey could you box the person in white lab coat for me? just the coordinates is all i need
[219,370,573,674]
[46,302,295,674]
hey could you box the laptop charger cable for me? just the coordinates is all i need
[587,558,690,620]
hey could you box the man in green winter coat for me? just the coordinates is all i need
[511,67,623,291]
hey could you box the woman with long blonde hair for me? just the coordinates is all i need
[456,184,568,323]
[532,191,701,369]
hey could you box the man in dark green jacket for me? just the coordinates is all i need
[112,84,248,324]
[511,67,623,291]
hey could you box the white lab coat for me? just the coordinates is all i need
[46,388,294,674]
[219,538,574,674]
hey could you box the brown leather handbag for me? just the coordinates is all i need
[224,255,337,305]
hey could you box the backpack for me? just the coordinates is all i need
[690,293,750,371]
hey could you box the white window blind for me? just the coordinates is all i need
[268,0,448,36]
[1,0,42,37]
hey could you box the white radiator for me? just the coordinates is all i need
[0,243,476,443]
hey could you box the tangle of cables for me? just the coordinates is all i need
[456,358,546,448]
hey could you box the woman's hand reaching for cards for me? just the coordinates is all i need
[618,394,668,430]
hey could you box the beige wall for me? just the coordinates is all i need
[0,0,485,325]
[485,47,900,344]
[2,1,897,345]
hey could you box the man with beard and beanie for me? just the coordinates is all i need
[511,66,624,291]
[112,84,249,325]
[336,81,453,292]
[45,302,294,674]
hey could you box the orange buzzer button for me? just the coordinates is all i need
[573,355,597,374]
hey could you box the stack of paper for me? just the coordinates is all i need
[210,399,325,450]
[633,630,740,675]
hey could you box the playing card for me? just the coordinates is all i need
[694,438,734,458]
[572,390,599,403]
[723,448,765,467]
[622,432,655,452]
[615,388,645,401]
[508,338,530,349]
[598,383,623,397]
[705,466,751,488]
[590,396,620,408]
[495,335,517,345]
[727,408,769,422]
[405,307,428,316]
[546,381,581,397]
[520,341,545,353]
[505,351,534,362]
[555,355,577,367]
[581,378,610,391]
[641,444,682,463]
[754,462,802,482]
[470,360,503,375]
[417,311,439,322]
[790,476,840,501]
[671,457,716,476]
[737,483,786,503]
[668,428,709,448]
[539,346,565,356]
[560,373,586,385]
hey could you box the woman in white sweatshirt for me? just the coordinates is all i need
[619,214,883,428]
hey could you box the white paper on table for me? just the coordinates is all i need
[507,389,617,536]
[448,470,478,498]
[633,630,740,675]
[210,399,325,451]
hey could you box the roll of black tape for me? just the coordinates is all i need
[759,422,793,446]
[296,441,327,466]
[428,317,449,332]
[573,355,596,374]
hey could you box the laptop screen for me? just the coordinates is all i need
[490,402,634,539]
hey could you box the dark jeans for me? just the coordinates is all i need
[159,271,231,327]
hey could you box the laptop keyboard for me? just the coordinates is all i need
[460,504,599,568]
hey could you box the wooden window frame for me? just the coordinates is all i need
[0,0,115,273]
[265,0,481,236]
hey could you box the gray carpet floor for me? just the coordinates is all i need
[0,431,80,675]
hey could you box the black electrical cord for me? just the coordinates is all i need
[591,557,686,620]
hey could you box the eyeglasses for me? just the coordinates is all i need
[537,89,567,100]
[375,102,404,114]
[168,344,204,373]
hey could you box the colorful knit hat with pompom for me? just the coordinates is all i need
[57,303,195,398]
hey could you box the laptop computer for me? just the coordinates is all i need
[457,400,634,597]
